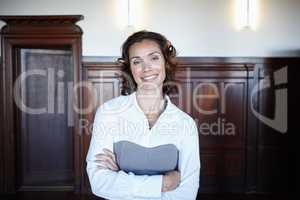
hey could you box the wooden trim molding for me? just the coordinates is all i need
[0,15,83,35]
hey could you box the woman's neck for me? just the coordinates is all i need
[136,88,165,114]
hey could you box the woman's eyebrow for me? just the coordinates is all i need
[129,56,141,61]
[148,51,162,56]
[129,51,161,61]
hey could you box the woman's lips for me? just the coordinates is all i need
[141,74,158,81]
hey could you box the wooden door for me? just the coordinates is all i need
[0,15,83,193]
[15,49,74,190]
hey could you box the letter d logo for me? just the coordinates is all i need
[250,67,287,133]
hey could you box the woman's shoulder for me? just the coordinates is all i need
[168,102,196,125]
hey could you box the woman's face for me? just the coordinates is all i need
[128,39,166,92]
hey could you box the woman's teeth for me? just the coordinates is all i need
[142,75,158,81]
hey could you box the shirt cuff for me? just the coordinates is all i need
[131,173,163,198]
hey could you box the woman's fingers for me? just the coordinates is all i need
[102,149,119,170]
[96,160,118,171]
[96,165,106,170]
[103,148,117,162]
[95,152,119,171]
[95,158,117,170]
[94,159,108,169]
[104,157,119,170]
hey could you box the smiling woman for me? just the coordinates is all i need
[86,30,200,200]
[129,40,166,92]
[119,31,177,96]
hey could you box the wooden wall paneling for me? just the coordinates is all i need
[81,67,94,193]
[245,63,258,193]
[172,67,193,116]
[0,49,4,193]
[80,57,294,195]
[1,50,294,195]
[255,62,289,193]
[81,62,122,193]
[183,63,249,193]
[1,30,16,194]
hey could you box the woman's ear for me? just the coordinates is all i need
[117,58,125,64]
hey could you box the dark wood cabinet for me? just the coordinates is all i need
[0,15,83,193]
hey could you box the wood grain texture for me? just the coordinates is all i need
[0,15,83,194]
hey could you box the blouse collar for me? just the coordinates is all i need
[130,91,172,115]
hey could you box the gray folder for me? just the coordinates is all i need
[113,141,179,175]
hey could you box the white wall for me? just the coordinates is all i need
[0,0,300,57]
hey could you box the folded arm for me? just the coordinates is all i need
[162,120,201,200]
[86,108,163,200]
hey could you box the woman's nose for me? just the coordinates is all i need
[142,60,152,71]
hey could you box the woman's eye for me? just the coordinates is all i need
[133,60,141,65]
[151,56,159,61]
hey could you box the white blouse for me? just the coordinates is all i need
[86,92,200,200]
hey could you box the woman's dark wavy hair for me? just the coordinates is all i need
[118,30,178,95]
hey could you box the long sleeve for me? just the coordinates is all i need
[162,120,200,200]
[86,107,163,200]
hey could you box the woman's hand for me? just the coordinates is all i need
[162,170,181,192]
[95,148,119,171]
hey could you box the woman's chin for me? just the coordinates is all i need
[138,83,162,92]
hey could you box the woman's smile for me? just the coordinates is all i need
[128,39,166,91]
[141,74,159,81]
